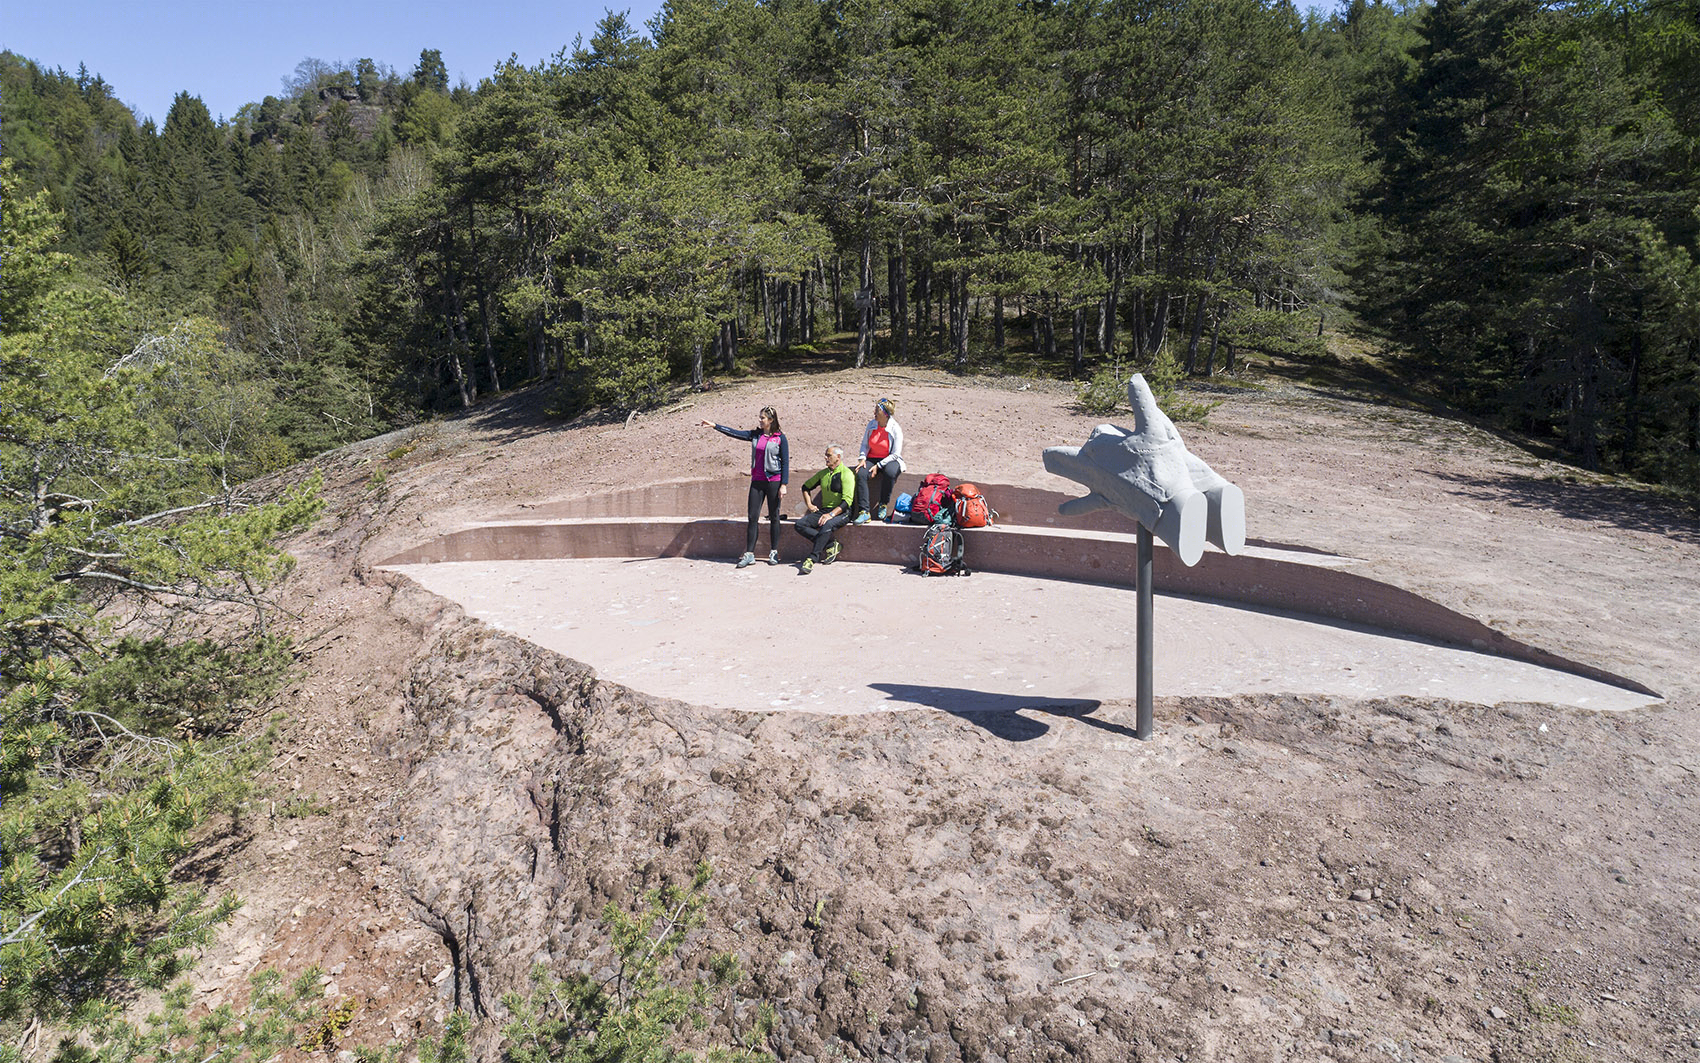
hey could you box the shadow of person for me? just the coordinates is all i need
[869,684,1137,742]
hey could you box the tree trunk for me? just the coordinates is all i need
[856,234,874,369]
[1571,267,1604,469]
[994,293,1005,349]
[831,256,844,332]
[1129,291,1146,362]
[1100,246,1122,357]
[481,312,501,393]
[1148,290,1171,361]
[445,291,477,405]
[544,255,563,378]
[1204,302,1228,376]
[1623,290,1643,467]
[466,201,501,393]
[443,319,472,408]
[1147,210,1189,359]
[440,231,478,406]
[914,260,931,361]
[803,270,815,344]
[936,287,948,359]
[1072,306,1085,376]
[1579,344,1600,470]
[952,269,969,368]
[890,240,909,363]
[1186,293,1208,374]
[778,279,793,351]
[529,313,545,380]
[760,273,775,346]
[1037,294,1057,362]
[1187,237,1222,373]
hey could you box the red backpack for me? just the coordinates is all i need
[918,523,968,576]
[909,473,953,524]
[953,482,994,529]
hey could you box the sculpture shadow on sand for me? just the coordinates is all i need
[869,682,1145,743]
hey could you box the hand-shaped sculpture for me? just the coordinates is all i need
[1043,374,1245,567]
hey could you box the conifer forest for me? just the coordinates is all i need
[6,0,1698,485]
[2,0,1699,1052]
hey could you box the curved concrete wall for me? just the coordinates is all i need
[379,479,1655,698]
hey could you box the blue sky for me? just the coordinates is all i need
[2,0,666,125]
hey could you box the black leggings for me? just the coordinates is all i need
[746,480,783,553]
[856,460,899,514]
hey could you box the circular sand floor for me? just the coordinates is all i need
[386,557,1655,715]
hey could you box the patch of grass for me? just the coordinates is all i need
[275,794,329,818]
[298,995,360,1051]
[1517,974,1579,1026]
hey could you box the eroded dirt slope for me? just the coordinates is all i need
[168,367,1699,1063]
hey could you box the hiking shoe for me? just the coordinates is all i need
[735,552,755,569]
[823,542,841,564]
[768,549,780,566]
[801,558,814,574]
[852,511,871,525]
[876,504,890,522]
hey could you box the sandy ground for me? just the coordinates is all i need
[111,361,1700,1063]
[386,557,1655,714]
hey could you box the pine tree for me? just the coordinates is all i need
[1,161,321,1032]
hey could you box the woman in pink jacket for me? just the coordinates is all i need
[701,407,790,567]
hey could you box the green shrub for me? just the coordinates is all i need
[1075,362,1129,416]
[500,862,772,1063]
[1075,348,1219,423]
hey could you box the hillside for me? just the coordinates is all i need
[180,366,1700,1063]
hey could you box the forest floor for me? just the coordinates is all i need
[136,343,1700,1063]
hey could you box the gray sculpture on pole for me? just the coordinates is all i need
[1043,374,1245,567]
[1043,374,1245,739]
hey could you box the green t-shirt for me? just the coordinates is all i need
[803,462,855,512]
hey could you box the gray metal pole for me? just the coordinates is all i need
[1136,523,1154,740]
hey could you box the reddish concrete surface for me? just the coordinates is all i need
[386,556,1654,714]
[379,480,1656,714]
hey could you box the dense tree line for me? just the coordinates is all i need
[0,46,467,464]
[1351,0,1700,486]
[7,2,1696,487]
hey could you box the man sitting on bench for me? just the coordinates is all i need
[795,444,858,574]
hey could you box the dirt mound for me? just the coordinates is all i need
[176,367,1700,1062]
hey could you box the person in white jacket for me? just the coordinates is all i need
[853,397,905,523]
